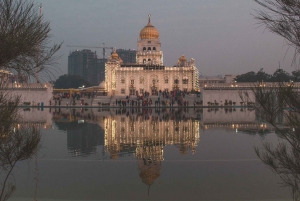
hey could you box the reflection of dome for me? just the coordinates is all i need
[110,153,119,160]
[179,145,188,156]
[99,81,105,88]
[140,15,159,39]
[139,168,160,186]
[179,54,187,62]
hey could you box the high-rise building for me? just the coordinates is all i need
[68,49,106,85]
[116,49,136,64]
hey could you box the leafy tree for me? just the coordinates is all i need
[235,71,257,82]
[270,69,292,82]
[235,69,272,82]
[292,70,300,82]
[256,68,271,82]
[235,68,294,82]
[54,74,91,89]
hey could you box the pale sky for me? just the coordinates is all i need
[39,0,296,79]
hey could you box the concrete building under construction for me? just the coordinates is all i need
[68,49,106,86]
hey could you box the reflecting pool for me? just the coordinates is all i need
[8,107,293,200]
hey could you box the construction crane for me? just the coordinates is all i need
[67,43,113,59]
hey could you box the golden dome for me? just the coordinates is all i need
[179,54,187,62]
[140,15,159,39]
[111,49,119,59]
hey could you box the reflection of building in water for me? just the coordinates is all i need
[138,154,161,196]
[103,113,200,188]
[18,109,53,129]
[103,114,200,159]
[55,121,104,157]
[201,108,277,134]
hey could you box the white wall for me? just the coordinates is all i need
[202,88,255,106]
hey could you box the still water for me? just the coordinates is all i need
[8,107,292,200]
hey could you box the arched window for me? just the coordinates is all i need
[139,77,144,84]
[164,77,168,84]
[143,47,146,51]
[153,47,156,51]
[174,79,179,84]
[143,59,146,64]
[121,78,125,84]
[148,47,151,51]
[148,59,151,62]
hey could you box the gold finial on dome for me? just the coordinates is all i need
[140,15,159,39]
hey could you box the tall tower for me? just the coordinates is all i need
[136,15,163,66]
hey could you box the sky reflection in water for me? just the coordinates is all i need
[9,108,293,201]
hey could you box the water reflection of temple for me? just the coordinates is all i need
[103,113,200,160]
[102,111,200,191]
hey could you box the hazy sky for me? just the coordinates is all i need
[39,0,297,78]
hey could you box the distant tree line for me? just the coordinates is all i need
[54,74,91,89]
[235,68,300,82]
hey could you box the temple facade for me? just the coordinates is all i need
[105,15,200,96]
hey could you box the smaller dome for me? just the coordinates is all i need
[111,50,119,59]
[179,55,187,62]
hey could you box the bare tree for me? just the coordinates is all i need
[250,82,300,200]
[254,0,300,66]
[0,0,59,199]
[0,0,62,80]
[0,80,41,201]
[253,3,300,199]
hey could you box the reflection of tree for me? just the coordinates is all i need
[0,124,40,201]
[0,91,41,200]
[255,112,300,200]
[252,83,300,200]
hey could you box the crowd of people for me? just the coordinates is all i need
[52,91,96,106]
[51,89,201,107]
[115,90,195,108]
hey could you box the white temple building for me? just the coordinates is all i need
[105,15,200,96]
